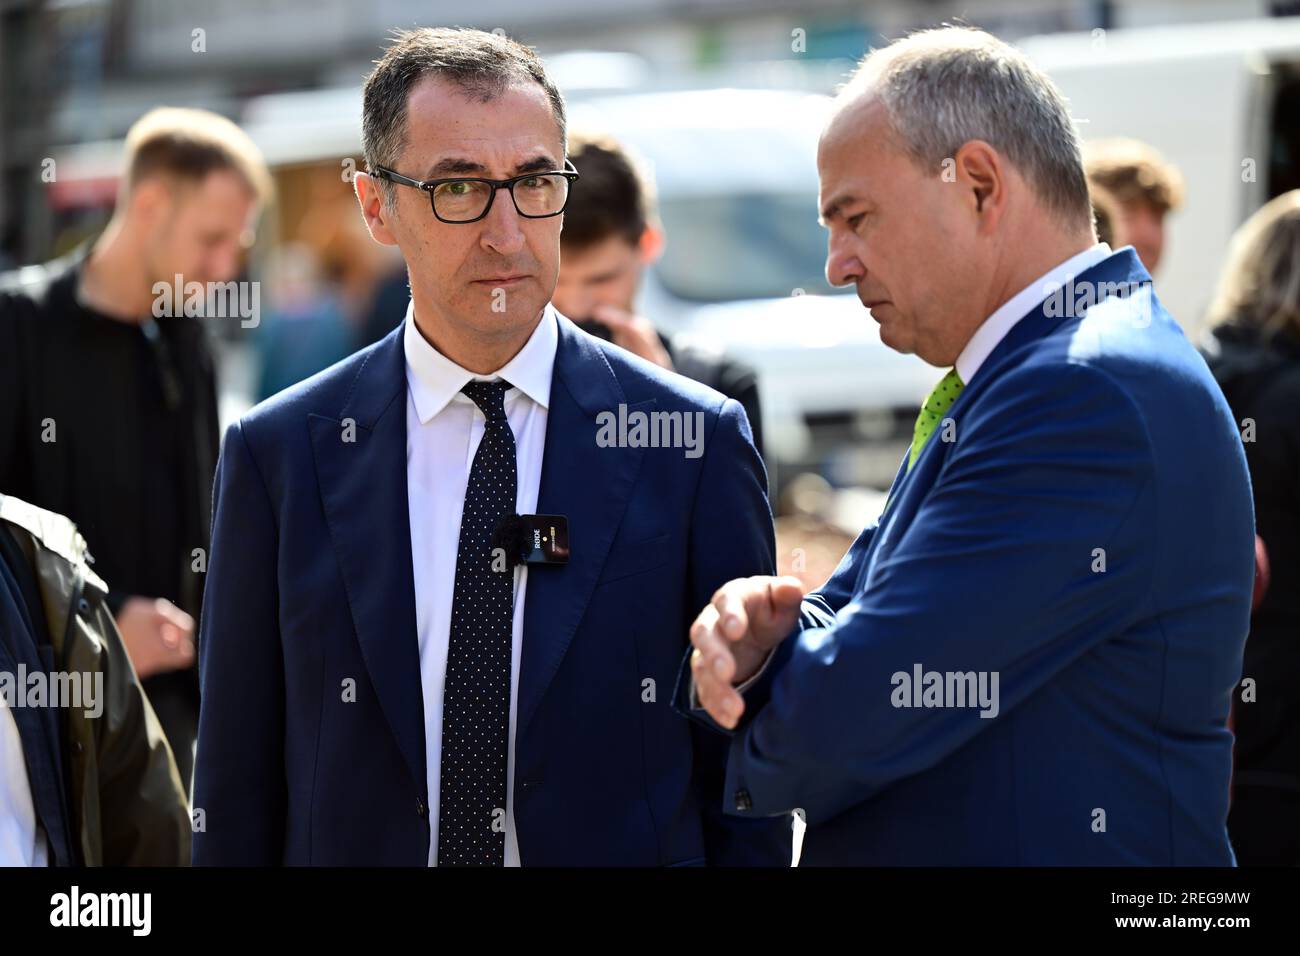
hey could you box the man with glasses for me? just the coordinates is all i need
[192,27,791,866]
[371,158,580,223]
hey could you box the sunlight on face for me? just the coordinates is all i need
[817,96,988,367]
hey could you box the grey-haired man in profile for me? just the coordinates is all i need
[684,26,1253,866]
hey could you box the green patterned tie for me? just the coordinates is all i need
[908,368,965,470]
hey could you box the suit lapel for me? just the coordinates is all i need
[309,327,426,795]
[518,319,647,741]
[969,248,1148,389]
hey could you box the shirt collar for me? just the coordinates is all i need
[403,301,558,424]
[955,243,1112,386]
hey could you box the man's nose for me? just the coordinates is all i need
[480,187,526,256]
[825,233,864,288]
[211,244,243,283]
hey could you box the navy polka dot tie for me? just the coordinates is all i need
[437,379,517,866]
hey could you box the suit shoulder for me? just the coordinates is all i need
[592,336,730,415]
[1018,289,1199,402]
[976,351,1155,449]
[0,255,76,320]
[995,348,1149,407]
[240,339,384,435]
[0,494,109,595]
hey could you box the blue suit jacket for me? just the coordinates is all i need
[683,249,1255,865]
[192,314,791,865]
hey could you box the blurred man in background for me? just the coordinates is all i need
[1203,189,1300,866]
[0,107,271,794]
[553,133,765,457]
[1085,137,1183,274]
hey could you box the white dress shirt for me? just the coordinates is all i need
[692,243,1116,709]
[955,243,1111,385]
[0,694,48,866]
[404,301,557,867]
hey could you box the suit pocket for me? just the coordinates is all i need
[597,534,672,587]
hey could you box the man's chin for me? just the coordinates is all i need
[875,317,914,356]
[465,290,548,330]
[465,277,538,305]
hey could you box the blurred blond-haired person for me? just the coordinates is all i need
[1085,137,1182,274]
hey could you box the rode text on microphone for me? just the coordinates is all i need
[490,514,570,569]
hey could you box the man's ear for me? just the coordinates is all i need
[354,171,399,246]
[637,223,665,265]
[128,178,173,231]
[953,140,1006,232]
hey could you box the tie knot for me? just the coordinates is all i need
[908,368,965,471]
[923,368,964,414]
[461,379,511,422]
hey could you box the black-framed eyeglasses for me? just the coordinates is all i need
[372,159,580,224]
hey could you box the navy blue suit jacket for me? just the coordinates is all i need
[192,315,791,865]
[682,249,1255,865]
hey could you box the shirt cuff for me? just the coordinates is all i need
[690,646,776,710]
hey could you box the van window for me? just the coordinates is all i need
[1267,62,1300,200]
[656,193,838,302]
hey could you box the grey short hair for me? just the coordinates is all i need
[361,27,567,207]
[841,26,1091,228]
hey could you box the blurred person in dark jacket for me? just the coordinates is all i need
[1202,189,1300,865]
[1085,138,1182,275]
[0,493,190,865]
[552,133,764,457]
[0,107,272,794]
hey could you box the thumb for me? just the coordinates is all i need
[157,599,196,634]
[770,576,806,609]
[747,576,805,646]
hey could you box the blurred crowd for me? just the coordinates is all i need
[1,62,1298,866]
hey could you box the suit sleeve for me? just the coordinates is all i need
[723,362,1156,824]
[722,362,764,461]
[676,506,880,732]
[678,398,793,865]
[799,522,877,629]
[192,419,286,864]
